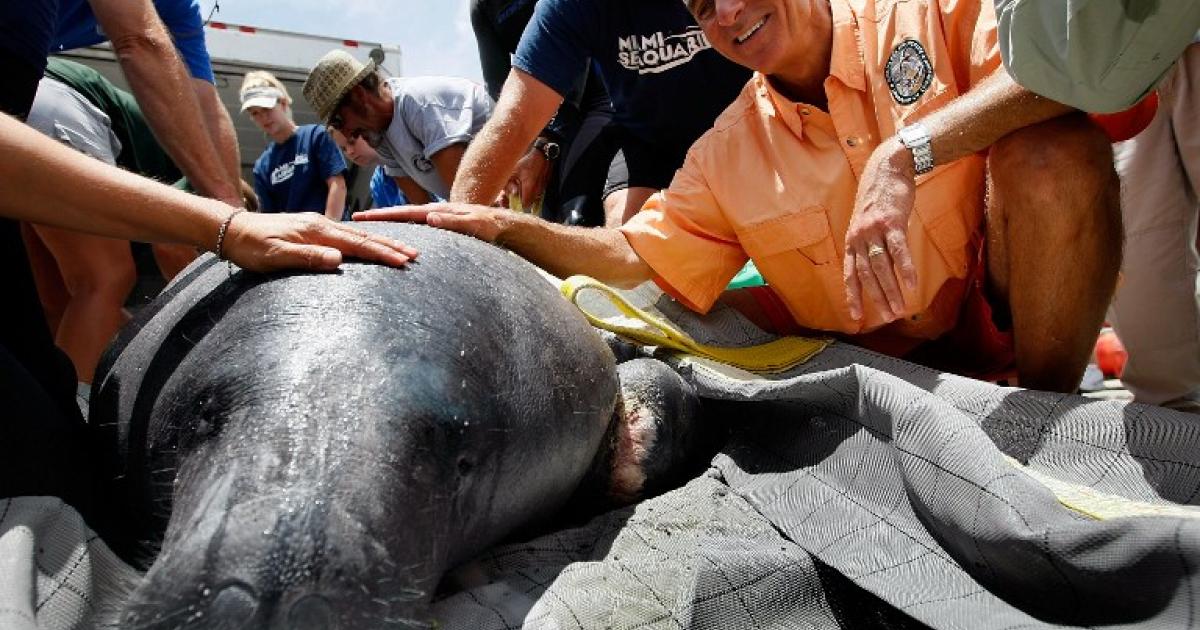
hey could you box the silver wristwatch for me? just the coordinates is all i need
[897,122,934,175]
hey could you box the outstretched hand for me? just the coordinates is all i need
[354,203,510,243]
[221,212,418,273]
[842,140,920,323]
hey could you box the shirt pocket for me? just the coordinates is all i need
[910,158,985,277]
[737,207,837,266]
[737,207,852,332]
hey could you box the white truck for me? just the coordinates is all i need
[54,20,404,212]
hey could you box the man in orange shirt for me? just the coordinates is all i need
[358,0,1121,394]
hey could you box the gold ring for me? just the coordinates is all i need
[867,244,886,257]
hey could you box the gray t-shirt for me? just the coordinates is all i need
[375,76,493,199]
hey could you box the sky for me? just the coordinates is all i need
[196,0,484,82]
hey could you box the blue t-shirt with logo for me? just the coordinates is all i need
[252,124,348,214]
[513,0,749,149]
[51,0,216,83]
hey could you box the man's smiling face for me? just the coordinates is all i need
[687,0,821,80]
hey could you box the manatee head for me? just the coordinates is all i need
[96,224,619,629]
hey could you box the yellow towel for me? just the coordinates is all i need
[561,275,830,373]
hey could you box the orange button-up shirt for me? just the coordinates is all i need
[621,0,1002,341]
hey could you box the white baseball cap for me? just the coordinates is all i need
[239,86,284,112]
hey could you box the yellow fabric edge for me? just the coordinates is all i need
[1003,455,1200,521]
[561,275,830,374]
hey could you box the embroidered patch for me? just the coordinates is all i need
[885,39,933,105]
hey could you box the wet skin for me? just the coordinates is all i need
[88,223,623,629]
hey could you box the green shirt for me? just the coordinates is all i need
[996,0,1200,113]
[43,57,182,183]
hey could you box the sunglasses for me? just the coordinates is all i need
[326,94,356,137]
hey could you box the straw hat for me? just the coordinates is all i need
[303,50,377,124]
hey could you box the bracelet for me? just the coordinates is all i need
[215,209,245,260]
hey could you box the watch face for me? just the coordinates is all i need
[885,39,933,106]
[899,124,926,146]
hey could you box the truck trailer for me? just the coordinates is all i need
[53,19,404,213]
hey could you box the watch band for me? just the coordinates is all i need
[533,137,560,161]
[897,123,934,175]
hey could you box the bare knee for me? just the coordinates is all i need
[994,115,1115,194]
[989,115,1121,258]
[603,187,655,228]
[603,189,627,228]
[61,257,136,302]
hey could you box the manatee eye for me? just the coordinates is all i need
[456,457,474,476]
[194,403,222,438]
[175,397,228,452]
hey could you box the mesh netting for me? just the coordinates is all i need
[5,282,1200,629]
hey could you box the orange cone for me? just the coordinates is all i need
[1094,328,1128,379]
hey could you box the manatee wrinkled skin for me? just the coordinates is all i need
[88,223,622,629]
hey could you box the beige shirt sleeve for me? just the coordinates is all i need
[996,0,1200,112]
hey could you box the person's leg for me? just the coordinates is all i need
[986,113,1122,393]
[602,148,658,227]
[555,111,618,226]
[34,225,136,383]
[19,221,69,334]
[604,186,659,228]
[151,243,200,281]
[0,343,95,514]
[603,133,680,227]
[1108,45,1200,409]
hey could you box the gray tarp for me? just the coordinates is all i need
[4,282,1200,629]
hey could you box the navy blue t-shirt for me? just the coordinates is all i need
[5,0,214,92]
[252,124,348,214]
[0,1,58,91]
[513,0,749,149]
[52,0,216,82]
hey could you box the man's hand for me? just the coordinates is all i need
[356,203,653,288]
[355,203,511,243]
[504,148,552,212]
[842,139,920,323]
[222,212,419,273]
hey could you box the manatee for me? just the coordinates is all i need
[86,222,713,629]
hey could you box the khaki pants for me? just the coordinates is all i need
[1110,43,1200,405]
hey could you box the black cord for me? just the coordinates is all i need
[203,0,221,25]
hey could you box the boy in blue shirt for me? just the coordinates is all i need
[241,71,348,219]
[329,128,410,209]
